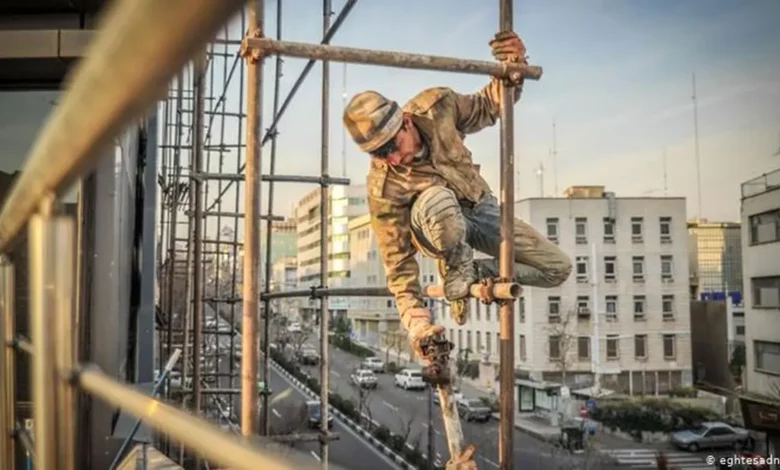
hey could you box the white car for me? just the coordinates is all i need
[287,322,302,333]
[394,369,426,390]
[350,369,378,389]
[433,387,464,405]
[361,357,385,373]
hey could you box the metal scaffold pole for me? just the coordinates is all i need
[261,0,284,437]
[497,1,517,469]
[192,51,207,470]
[242,0,264,437]
[319,0,333,466]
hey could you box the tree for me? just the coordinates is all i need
[544,308,579,386]
[268,401,309,437]
[289,328,312,360]
[355,385,376,430]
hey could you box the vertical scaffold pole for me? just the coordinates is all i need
[191,52,207,470]
[242,0,264,437]
[497,0,517,469]
[319,0,332,467]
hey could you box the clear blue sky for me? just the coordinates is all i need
[232,0,779,224]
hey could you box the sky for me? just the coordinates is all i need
[1,0,779,228]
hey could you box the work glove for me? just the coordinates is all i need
[489,31,527,64]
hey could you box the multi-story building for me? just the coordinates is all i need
[687,219,743,303]
[295,185,367,321]
[270,256,298,318]
[261,217,298,268]
[347,214,439,349]
[438,186,693,396]
[738,169,780,455]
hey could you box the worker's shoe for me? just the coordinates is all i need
[408,323,447,364]
[438,243,476,326]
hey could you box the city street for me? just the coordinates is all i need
[265,364,402,470]
[299,339,619,469]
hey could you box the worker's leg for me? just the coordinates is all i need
[463,194,572,287]
[410,186,476,324]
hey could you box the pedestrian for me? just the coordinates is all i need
[342,31,572,363]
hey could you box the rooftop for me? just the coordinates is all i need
[741,168,780,199]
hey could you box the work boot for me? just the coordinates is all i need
[408,323,447,364]
[439,243,476,326]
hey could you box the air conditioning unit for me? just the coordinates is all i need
[577,307,591,315]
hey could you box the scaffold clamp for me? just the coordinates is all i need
[240,28,264,63]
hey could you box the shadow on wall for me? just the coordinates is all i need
[690,300,736,391]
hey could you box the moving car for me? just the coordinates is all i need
[457,398,492,422]
[671,421,752,452]
[306,400,334,430]
[360,357,386,373]
[349,369,378,389]
[394,369,426,390]
[297,346,320,365]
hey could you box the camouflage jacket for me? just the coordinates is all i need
[366,79,522,318]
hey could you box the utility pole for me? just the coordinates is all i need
[551,119,558,197]
[663,147,668,196]
[692,73,703,217]
[590,243,601,394]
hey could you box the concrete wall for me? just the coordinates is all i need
[690,300,736,391]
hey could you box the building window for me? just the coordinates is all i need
[486,304,492,322]
[549,335,561,359]
[754,341,780,374]
[631,217,644,242]
[736,325,745,336]
[577,336,590,360]
[659,217,672,243]
[633,295,646,320]
[575,217,588,244]
[663,334,676,359]
[606,335,619,359]
[605,295,618,321]
[476,331,482,352]
[475,301,481,321]
[546,217,559,243]
[577,296,590,318]
[517,296,525,323]
[603,217,615,243]
[519,335,527,361]
[576,256,589,283]
[632,256,645,282]
[662,295,675,320]
[386,300,393,308]
[466,331,472,351]
[485,332,492,356]
[634,334,647,359]
[548,296,561,322]
[749,210,780,245]
[604,256,616,283]
[457,330,463,349]
[751,276,780,308]
[661,255,674,281]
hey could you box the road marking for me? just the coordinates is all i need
[381,400,397,411]
[271,408,281,419]
[480,456,499,468]
[416,396,426,401]
[331,370,341,377]
[310,450,321,462]
[421,423,428,429]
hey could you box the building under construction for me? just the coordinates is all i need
[0,0,536,469]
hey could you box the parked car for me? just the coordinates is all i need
[361,357,386,373]
[287,322,302,333]
[432,387,464,405]
[394,369,426,390]
[306,400,334,430]
[457,398,492,422]
[297,346,320,365]
[350,369,378,389]
[671,421,752,452]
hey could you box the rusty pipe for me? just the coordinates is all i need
[424,282,520,301]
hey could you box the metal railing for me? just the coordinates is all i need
[0,0,537,468]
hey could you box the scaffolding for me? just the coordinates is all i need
[0,0,540,469]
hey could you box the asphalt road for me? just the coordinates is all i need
[265,364,402,470]
[297,339,624,470]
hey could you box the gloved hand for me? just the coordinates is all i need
[489,31,527,63]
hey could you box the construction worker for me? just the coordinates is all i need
[343,32,572,363]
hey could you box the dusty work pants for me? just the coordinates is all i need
[411,187,572,289]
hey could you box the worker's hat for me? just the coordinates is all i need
[343,90,403,154]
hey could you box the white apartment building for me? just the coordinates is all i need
[438,186,693,395]
[295,184,367,321]
[347,213,440,349]
[270,256,297,318]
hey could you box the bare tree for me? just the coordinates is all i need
[544,308,579,386]
[268,401,309,437]
[289,328,312,360]
[388,330,409,364]
[394,403,421,444]
[355,385,376,430]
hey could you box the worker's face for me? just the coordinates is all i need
[373,115,420,166]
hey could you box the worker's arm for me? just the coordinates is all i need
[368,196,424,319]
[451,78,523,135]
